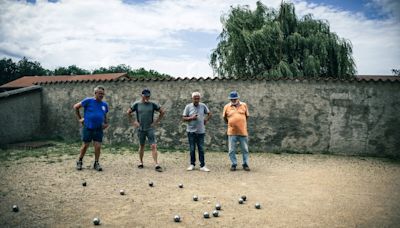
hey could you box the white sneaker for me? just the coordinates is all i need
[200,166,210,172]
[187,165,195,171]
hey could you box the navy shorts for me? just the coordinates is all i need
[138,128,156,145]
[82,127,103,143]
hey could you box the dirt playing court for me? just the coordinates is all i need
[0,148,399,227]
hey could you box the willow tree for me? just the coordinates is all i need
[210,1,356,79]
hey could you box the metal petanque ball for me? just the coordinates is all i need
[215,203,221,210]
[12,205,19,212]
[82,181,87,187]
[212,210,219,217]
[238,198,244,204]
[149,181,154,187]
[255,203,261,209]
[193,195,198,201]
[93,217,101,225]
[241,195,247,201]
[178,184,183,188]
[120,189,125,195]
[174,215,181,222]
[203,212,210,219]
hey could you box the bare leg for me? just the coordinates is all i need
[151,144,158,165]
[79,143,90,159]
[139,144,145,164]
[93,142,101,161]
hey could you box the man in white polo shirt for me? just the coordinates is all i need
[182,92,212,172]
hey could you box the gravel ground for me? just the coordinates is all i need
[0,151,399,227]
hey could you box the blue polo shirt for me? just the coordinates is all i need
[81,97,108,129]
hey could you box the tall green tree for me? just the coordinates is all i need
[53,65,90,75]
[0,58,19,85]
[93,64,171,79]
[210,1,356,79]
[17,57,48,77]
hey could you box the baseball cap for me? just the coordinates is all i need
[141,88,151,96]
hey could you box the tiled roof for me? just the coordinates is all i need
[355,75,400,82]
[32,74,400,85]
[0,73,128,88]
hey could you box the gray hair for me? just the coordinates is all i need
[192,92,201,98]
[94,85,105,93]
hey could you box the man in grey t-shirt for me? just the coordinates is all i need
[182,92,212,172]
[127,89,165,172]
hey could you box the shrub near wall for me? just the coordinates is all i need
[39,78,400,157]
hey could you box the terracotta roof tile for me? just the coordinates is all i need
[0,73,128,88]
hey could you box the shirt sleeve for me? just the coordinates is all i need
[130,102,137,112]
[153,103,161,111]
[203,104,210,114]
[222,105,227,118]
[182,105,189,116]
[104,103,109,113]
[81,97,90,108]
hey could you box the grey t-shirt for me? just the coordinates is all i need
[130,101,161,131]
[182,102,210,134]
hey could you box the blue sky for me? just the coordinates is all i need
[1,0,399,77]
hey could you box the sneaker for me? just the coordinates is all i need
[243,164,251,171]
[94,162,103,171]
[230,165,237,171]
[76,160,83,170]
[200,166,210,172]
[137,164,144,169]
[186,165,195,171]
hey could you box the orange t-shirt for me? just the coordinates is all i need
[222,102,249,136]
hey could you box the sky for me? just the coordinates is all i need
[0,0,399,77]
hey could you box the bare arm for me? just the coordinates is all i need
[103,113,109,129]
[182,115,196,121]
[155,107,165,124]
[127,108,139,128]
[204,112,212,125]
[73,102,84,123]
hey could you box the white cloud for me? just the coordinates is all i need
[0,0,398,76]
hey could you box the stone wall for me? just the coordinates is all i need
[38,78,400,157]
[0,86,42,145]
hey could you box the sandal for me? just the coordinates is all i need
[138,164,144,169]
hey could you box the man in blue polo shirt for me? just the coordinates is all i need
[73,85,109,171]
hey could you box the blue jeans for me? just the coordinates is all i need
[228,135,249,166]
[188,132,205,167]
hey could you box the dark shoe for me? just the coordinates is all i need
[230,165,237,171]
[76,160,83,170]
[155,165,163,172]
[243,164,251,171]
[94,162,103,171]
[137,164,144,169]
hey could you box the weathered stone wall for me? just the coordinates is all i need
[40,79,400,157]
[0,86,42,145]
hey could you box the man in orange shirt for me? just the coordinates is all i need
[222,91,250,171]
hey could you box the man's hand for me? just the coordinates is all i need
[102,123,109,129]
[204,119,208,125]
[79,118,84,126]
[133,121,140,128]
[190,114,198,120]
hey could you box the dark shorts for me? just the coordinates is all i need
[138,128,156,145]
[82,127,103,143]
